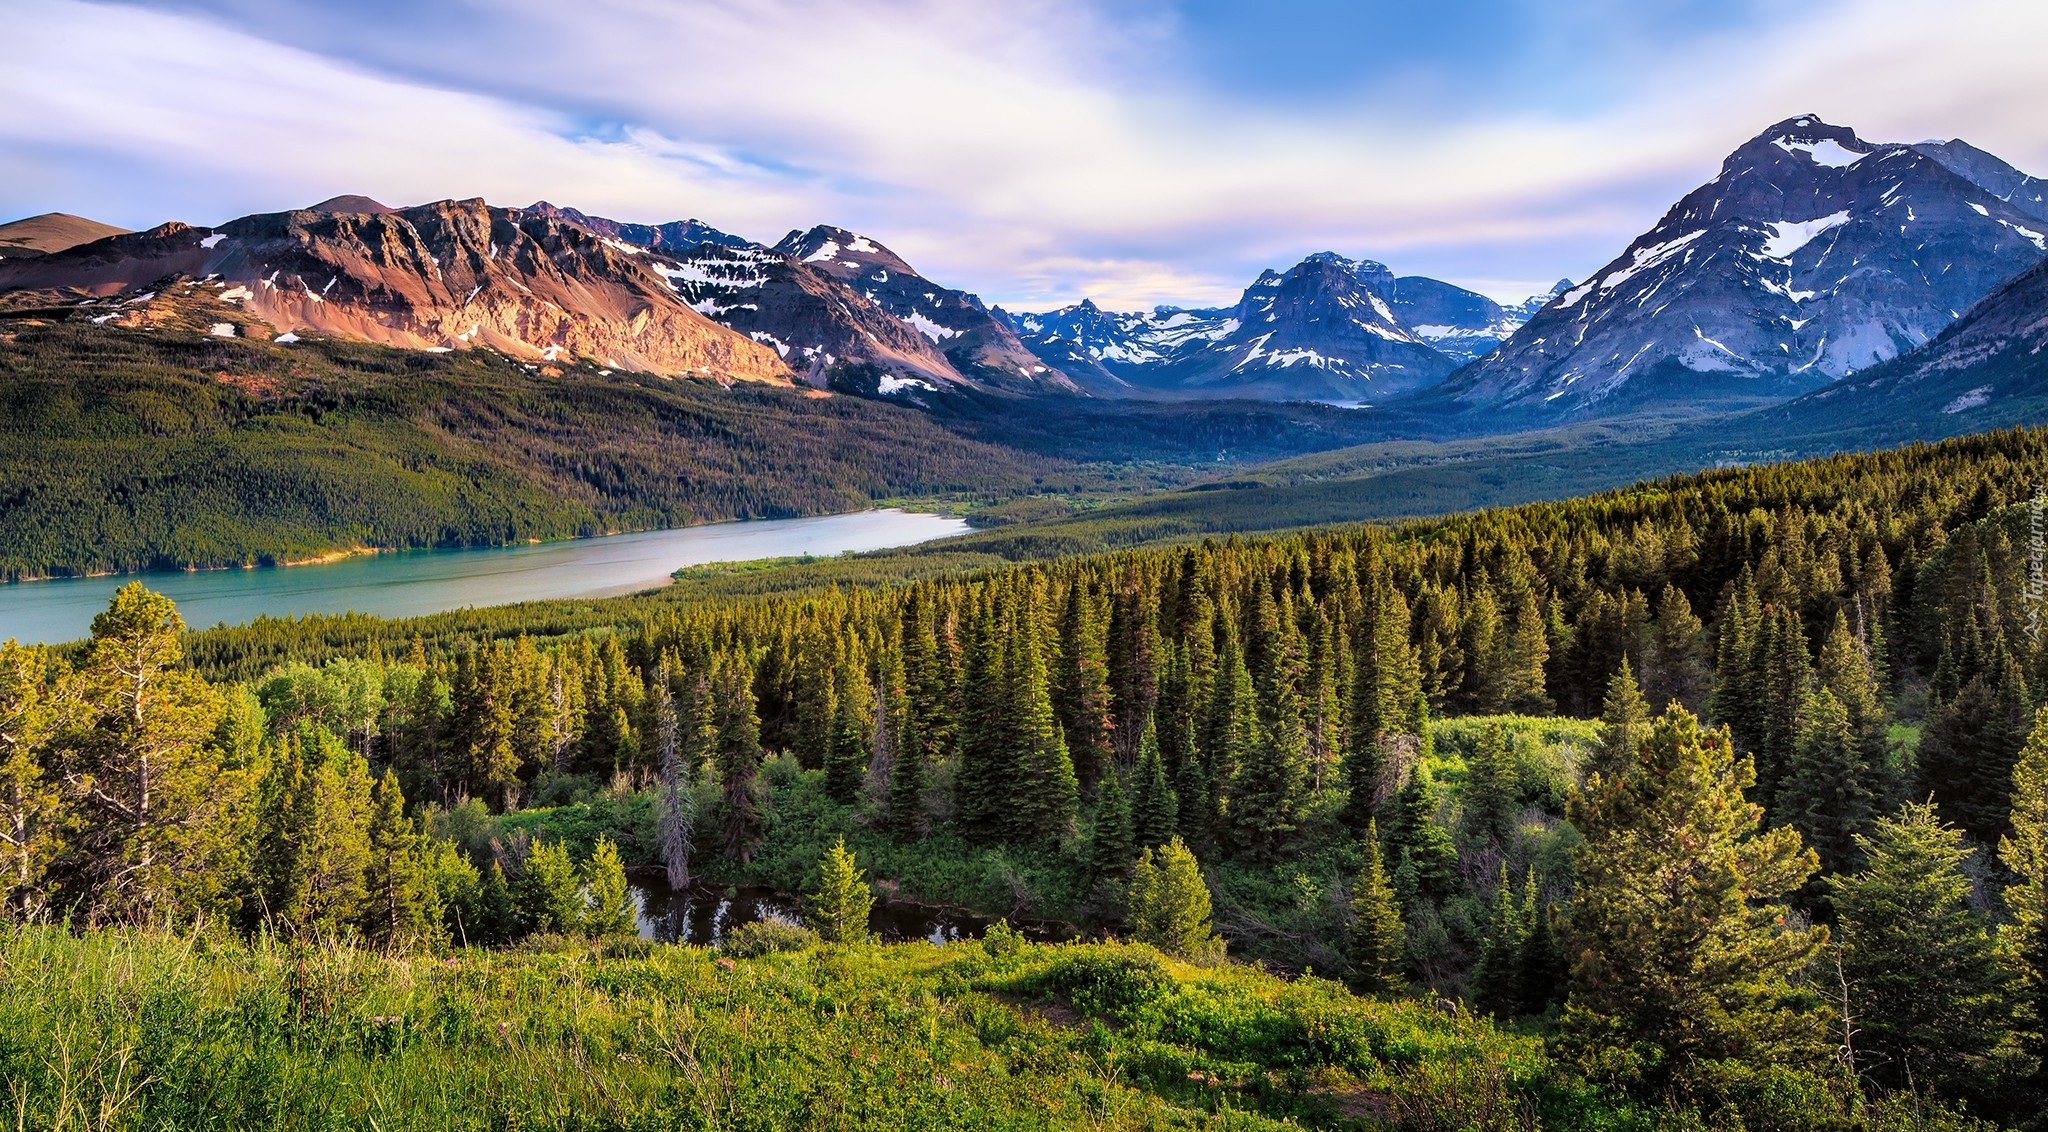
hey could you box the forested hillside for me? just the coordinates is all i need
[0,316,1409,579]
[12,427,2048,1125]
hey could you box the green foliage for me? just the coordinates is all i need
[578,836,636,939]
[720,918,817,957]
[1345,821,1405,996]
[1560,705,1827,1105]
[514,840,583,936]
[1127,838,1223,962]
[1834,802,2016,1097]
[805,837,875,944]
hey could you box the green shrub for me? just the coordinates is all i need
[721,920,816,958]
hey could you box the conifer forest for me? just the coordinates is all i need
[5,426,2048,1127]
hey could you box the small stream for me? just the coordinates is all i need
[630,881,1071,947]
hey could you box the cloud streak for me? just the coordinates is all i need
[4,0,2046,310]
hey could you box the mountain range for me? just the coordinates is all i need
[0,114,2042,433]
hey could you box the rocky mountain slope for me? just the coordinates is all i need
[520,201,752,252]
[770,225,1079,394]
[1436,116,2048,420]
[0,212,131,259]
[0,199,791,383]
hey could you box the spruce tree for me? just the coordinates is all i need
[1646,584,1709,712]
[1470,863,1529,1018]
[1777,687,1874,877]
[806,837,874,943]
[361,768,438,951]
[1346,821,1406,996]
[1752,605,1814,809]
[515,840,583,935]
[2002,705,2048,1082]
[1585,659,1652,784]
[712,653,765,863]
[1815,609,1891,801]
[580,836,637,938]
[953,594,1009,842]
[1052,575,1115,797]
[822,652,870,804]
[1834,802,2015,1096]
[1462,720,1517,846]
[478,860,518,945]
[1920,648,2032,842]
[1130,722,1179,850]
[1087,766,1135,881]
[1005,623,1080,846]
[1230,680,1308,861]
[1503,589,1554,715]
[885,711,929,841]
[1559,705,1826,1102]
[1515,874,1568,1018]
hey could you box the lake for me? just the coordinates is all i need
[0,509,968,646]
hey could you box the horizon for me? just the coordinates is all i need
[4,0,2044,309]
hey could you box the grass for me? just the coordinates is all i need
[0,923,1599,1131]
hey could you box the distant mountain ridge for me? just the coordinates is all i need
[1434,116,2048,420]
[0,212,131,259]
[1010,257,1558,402]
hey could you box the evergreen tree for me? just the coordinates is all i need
[1462,720,1517,845]
[1584,660,1652,787]
[806,837,874,943]
[1229,678,1308,861]
[1126,837,1222,960]
[1004,622,1080,845]
[2002,705,2048,1084]
[1559,705,1826,1102]
[1346,821,1406,996]
[1462,584,1508,714]
[0,642,64,919]
[1503,588,1554,715]
[1834,802,2015,1097]
[361,768,438,951]
[53,583,249,925]
[1383,769,1459,909]
[885,704,930,841]
[269,728,374,941]
[1777,687,1874,878]
[1815,609,1891,801]
[580,836,637,938]
[1645,584,1709,712]
[1920,648,2032,842]
[953,595,1009,842]
[1129,722,1179,850]
[712,654,764,862]
[823,651,871,804]
[1052,575,1115,797]
[1470,863,1530,1018]
[1087,766,1135,881]
[515,840,583,935]
[1752,605,1814,809]
[656,670,699,889]
[1710,568,1763,748]
[477,861,518,945]
[1515,875,1568,1018]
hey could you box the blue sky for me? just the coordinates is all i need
[4,0,2045,309]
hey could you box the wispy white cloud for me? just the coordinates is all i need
[3,0,2046,311]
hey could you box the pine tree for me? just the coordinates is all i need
[477,861,518,945]
[1126,837,1222,960]
[580,836,637,938]
[1503,588,1554,714]
[2002,705,2048,1083]
[1383,769,1459,909]
[1920,647,2032,842]
[885,705,929,841]
[1585,659,1652,785]
[1346,821,1406,996]
[953,594,1009,842]
[1752,605,1814,809]
[1470,864,1530,1018]
[1710,567,1763,748]
[270,728,374,941]
[1229,679,1308,861]
[1129,722,1179,850]
[1462,720,1517,846]
[1834,802,2015,1096]
[1815,609,1891,800]
[1052,575,1115,797]
[657,670,699,889]
[0,641,64,919]
[823,651,871,804]
[1559,704,1826,1102]
[1515,874,1567,1018]
[361,769,438,951]
[1462,584,1508,714]
[713,655,765,863]
[1005,622,1080,845]
[1777,687,1874,877]
[1645,584,1709,712]
[806,837,874,943]
[515,840,583,935]
[1087,767,1135,882]
[55,584,249,925]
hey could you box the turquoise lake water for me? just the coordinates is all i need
[0,509,967,645]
